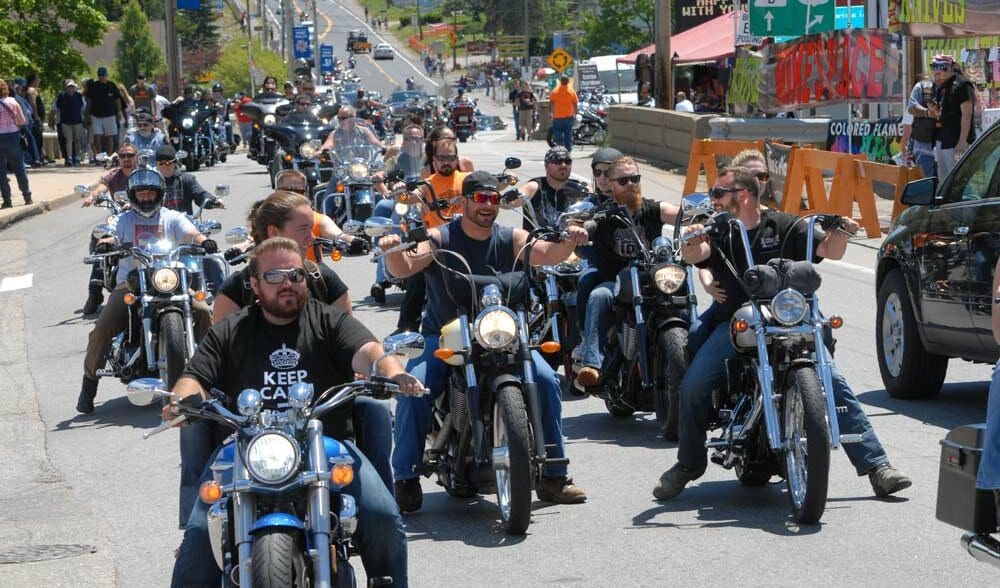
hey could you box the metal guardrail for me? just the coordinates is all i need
[709,117,833,145]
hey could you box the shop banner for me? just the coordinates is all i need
[889,0,1000,37]
[826,118,905,164]
[673,0,736,35]
[758,29,904,112]
[763,141,792,206]
[728,56,762,105]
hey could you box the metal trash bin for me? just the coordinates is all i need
[936,424,998,534]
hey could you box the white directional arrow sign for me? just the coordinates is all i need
[750,0,834,36]
[764,11,774,32]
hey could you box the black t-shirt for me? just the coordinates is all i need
[183,299,375,440]
[219,263,349,309]
[162,172,212,215]
[518,91,536,111]
[508,89,519,104]
[86,80,122,118]
[521,177,589,231]
[934,73,977,149]
[698,210,823,321]
[591,198,663,279]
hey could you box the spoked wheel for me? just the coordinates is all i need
[493,385,533,535]
[782,366,830,524]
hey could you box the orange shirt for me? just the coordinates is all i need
[549,84,578,119]
[423,171,467,228]
[307,211,325,261]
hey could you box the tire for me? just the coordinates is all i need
[185,153,199,172]
[876,269,948,398]
[269,159,282,190]
[655,327,687,441]
[158,312,187,391]
[251,529,309,588]
[782,366,830,524]
[494,385,533,535]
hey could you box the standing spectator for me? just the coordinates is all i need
[675,91,694,112]
[154,90,171,133]
[929,54,975,179]
[0,78,31,208]
[130,74,158,118]
[905,74,937,177]
[234,92,253,149]
[26,73,49,164]
[55,79,86,166]
[508,82,521,139]
[84,66,124,160]
[516,80,537,141]
[116,83,135,153]
[548,75,578,152]
[12,78,41,166]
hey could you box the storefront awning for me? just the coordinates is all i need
[617,11,737,65]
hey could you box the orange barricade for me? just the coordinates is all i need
[683,139,765,195]
[850,161,924,222]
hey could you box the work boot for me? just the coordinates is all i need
[82,284,104,315]
[868,464,912,498]
[1,199,11,209]
[394,479,423,513]
[76,376,98,414]
[576,366,600,388]
[652,462,705,501]
[23,195,32,205]
[371,282,386,304]
[537,476,587,504]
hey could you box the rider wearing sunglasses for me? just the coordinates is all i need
[514,145,590,231]
[381,170,592,512]
[125,113,166,151]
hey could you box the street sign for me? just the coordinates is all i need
[497,35,528,58]
[547,48,573,73]
[577,62,601,92]
[735,10,764,46]
[749,0,835,37]
[319,44,334,74]
[293,25,311,59]
[773,5,865,42]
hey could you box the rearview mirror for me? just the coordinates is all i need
[901,177,937,206]
[343,220,365,236]
[126,377,168,406]
[558,200,596,225]
[224,226,249,244]
[364,216,394,237]
[504,157,522,170]
[382,331,425,360]
[680,193,712,215]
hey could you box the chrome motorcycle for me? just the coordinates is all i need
[264,105,338,197]
[318,141,384,229]
[78,185,128,296]
[162,101,220,172]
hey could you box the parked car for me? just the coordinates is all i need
[875,122,1000,398]
[475,114,507,131]
[373,43,394,60]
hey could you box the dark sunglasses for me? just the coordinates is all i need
[592,168,610,177]
[337,116,352,120]
[404,136,423,143]
[434,154,457,162]
[119,154,136,159]
[611,174,641,186]
[548,158,572,165]
[756,171,770,181]
[296,101,311,106]
[931,62,952,71]
[258,268,308,285]
[468,191,500,205]
[710,186,744,199]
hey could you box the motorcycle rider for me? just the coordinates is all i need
[590,147,622,201]
[517,146,589,231]
[77,166,216,414]
[575,156,680,389]
[209,82,234,149]
[318,105,385,153]
[274,169,369,259]
[124,112,165,151]
[167,236,423,587]
[155,145,224,216]
[382,171,591,512]
[653,166,912,500]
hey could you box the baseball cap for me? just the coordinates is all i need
[13,77,26,87]
[931,54,955,65]
[462,171,500,195]
[64,79,77,88]
[156,145,177,162]
[136,73,146,80]
[97,67,108,76]
[545,146,572,164]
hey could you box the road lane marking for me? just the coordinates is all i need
[0,273,33,292]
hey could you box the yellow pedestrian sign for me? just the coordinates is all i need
[547,48,573,73]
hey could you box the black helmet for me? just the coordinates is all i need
[127,168,166,218]
[591,147,623,169]
[212,83,223,93]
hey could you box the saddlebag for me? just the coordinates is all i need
[936,424,998,533]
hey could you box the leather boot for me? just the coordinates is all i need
[77,376,98,414]
[82,284,104,315]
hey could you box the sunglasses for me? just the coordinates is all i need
[710,186,744,199]
[156,160,174,166]
[257,268,308,285]
[931,62,952,71]
[611,174,641,186]
[756,171,770,181]
[468,191,500,205]
[338,116,352,120]
[548,158,572,165]
[404,137,423,143]
[296,102,311,106]
[593,168,610,177]
[119,154,136,159]
[434,154,458,162]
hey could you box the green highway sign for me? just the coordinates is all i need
[749,0,835,37]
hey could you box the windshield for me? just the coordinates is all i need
[390,91,425,104]
[334,141,380,164]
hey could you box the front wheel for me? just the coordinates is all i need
[251,529,309,588]
[185,152,200,172]
[655,327,688,441]
[494,385,533,535]
[157,312,186,391]
[782,366,830,524]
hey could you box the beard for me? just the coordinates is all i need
[468,207,497,228]
[614,186,642,211]
[259,286,307,320]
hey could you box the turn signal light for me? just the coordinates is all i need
[199,481,223,504]
[284,154,293,162]
[733,319,749,333]
[330,249,343,262]
[433,348,456,360]
[123,293,137,305]
[540,341,561,354]
[193,291,207,302]
[336,183,345,192]
[330,463,354,487]
[829,316,844,329]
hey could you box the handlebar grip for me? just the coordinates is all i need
[369,376,399,400]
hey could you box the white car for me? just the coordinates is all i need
[373,43,394,60]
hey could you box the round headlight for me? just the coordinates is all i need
[393,201,410,216]
[246,432,300,484]
[263,114,277,126]
[299,140,321,159]
[349,162,369,180]
[474,306,518,349]
[771,288,808,326]
[653,263,686,294]
[181,117,194,129]
[152,268,180,293]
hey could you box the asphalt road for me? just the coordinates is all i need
[1,5,998,587]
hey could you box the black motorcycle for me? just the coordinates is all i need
[240,93,290,166]
[264,105,338,196]
[546,105,607,147]
[162,102,219,172]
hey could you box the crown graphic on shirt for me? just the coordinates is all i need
[269,344,301,370]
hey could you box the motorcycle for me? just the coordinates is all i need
[447,101,477,142]
[264,106,337,196]
[125,333,426,587]
[162,102,220,172]
[546,104,607,147]
[240,94,291,166]
[678,209,856,524]
[317,141,385,230]
[78,185,129,296]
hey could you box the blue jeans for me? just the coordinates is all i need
[513,106,522,139]
[677,320,889,475]
[551,116,574,152]
[977,360,1000,489]
[373,198,396,285]
[579,281,616,370]
[172,440,407,587]
[913,151,936,178]
[687,302,719,356]
[0,132,30,203]
[575,266,602,333]
[392,335,569,480]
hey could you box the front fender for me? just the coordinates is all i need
[486,372,523,395]
[249,512,306,535]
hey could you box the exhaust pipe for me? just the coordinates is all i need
[962,532,1000,570]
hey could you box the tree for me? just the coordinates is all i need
[0,1,108,91]
[115,1,165,85]
[139,0,164,20]
[177,4,222,78]
[210,38,286,96]
[95,0,125,21]
[580,0,654,56]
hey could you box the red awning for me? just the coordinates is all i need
[617,11,738,65]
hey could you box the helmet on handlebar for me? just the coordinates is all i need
[127,168,166,218]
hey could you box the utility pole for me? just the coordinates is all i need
[312,0,319,82]
[523,0,529,77]
[165,0,181,98]
[246,0,255,94]
[284,0,295,80]
[452,10,458,71]
[654,0,673,109]
[417,0,423,40]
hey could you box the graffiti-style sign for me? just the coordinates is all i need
[728,56,762,104]
[826,118,905,164]
[889,0,1000,36]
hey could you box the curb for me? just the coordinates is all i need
[0,191,78,232]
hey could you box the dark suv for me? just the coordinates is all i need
[876,122,1000,398]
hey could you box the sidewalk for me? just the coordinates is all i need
[0,166,98,231]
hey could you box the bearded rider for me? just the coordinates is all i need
[381,171,591,512]
[516,146,590,231]
[76,166,216,414]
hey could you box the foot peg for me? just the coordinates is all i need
[95,369,115,377]
[839,434,863,444]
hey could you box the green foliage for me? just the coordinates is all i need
[0,0,108,91]
[95,0,125,21]
[115,1,165,85]
[178,4,222,78]
[580,0,654,56]
[139,0,164,20]
[419,13,442,25]
[398,15,412,29]
[210,38,285,97]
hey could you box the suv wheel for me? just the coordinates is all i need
[876,269,948,398]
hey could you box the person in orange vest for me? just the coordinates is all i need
[548,75,578,152]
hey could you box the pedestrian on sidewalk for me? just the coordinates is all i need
[55,79,86,166]
[549,75,578,152]
[26,73,49,165]
[12,78,42,167]
[0,78,32,208]
[84,67,125,161]
[905,74,936,177]
[516,80,537,141]
[509,82,521,139]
